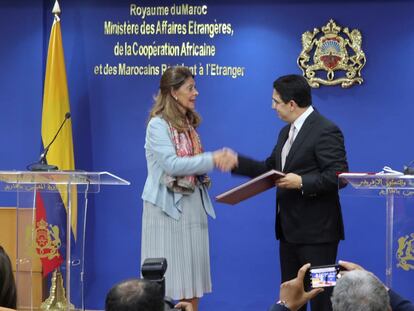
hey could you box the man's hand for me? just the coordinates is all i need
[276,173,302,189]
[338,260,364,272]
[279,263,324,311]
[174,301,193,311]
[213,148,238,172]
[338,260,389,291]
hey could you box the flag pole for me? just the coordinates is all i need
[52,0,61,17]
[40,1,75,310]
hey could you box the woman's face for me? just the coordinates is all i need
[171,77,199,111]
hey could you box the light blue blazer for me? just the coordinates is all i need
[141,116,216,220]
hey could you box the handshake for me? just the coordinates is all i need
[213,148,238,172]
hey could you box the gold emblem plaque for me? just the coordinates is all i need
[297,19,366,88]
[396,233,414,271]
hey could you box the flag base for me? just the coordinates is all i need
[41,269,75,311]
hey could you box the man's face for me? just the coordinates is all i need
[272,89,293,122]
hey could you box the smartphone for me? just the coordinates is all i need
[308,264,341,288]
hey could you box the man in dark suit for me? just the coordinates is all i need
[233,74,348,311]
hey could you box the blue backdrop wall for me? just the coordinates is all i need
[0,0,413,310]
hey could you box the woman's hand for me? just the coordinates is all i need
[213,148,238,172]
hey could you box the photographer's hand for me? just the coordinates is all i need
[279,263,324,311]
[174,301,193,311]
[338,259,390,291]
[337,260,364,272]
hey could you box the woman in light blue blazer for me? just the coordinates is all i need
[141,66,236,311]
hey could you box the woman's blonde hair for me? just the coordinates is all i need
[149,66,201,131]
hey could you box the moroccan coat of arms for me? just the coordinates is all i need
[297,19,366,88]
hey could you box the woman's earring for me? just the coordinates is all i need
[174,96,178,101]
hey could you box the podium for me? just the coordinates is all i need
[339,173,414,297]
[0,171,130,311]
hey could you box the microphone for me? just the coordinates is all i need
[404,159,414,175]
[27,112,71,171]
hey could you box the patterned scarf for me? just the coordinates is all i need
[164,121,211,194]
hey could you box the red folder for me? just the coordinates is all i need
[215,169,285,205]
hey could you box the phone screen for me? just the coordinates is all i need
[309,265,341,288]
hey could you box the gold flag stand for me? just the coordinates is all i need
[41,269,75,311]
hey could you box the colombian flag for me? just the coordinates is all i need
[35,1,77,277]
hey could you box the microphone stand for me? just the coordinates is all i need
[27,112,71,171]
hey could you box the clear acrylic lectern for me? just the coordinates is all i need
[0,171,130,311]
[339,173,414,299]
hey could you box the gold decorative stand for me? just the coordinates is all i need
[41,269,74,311]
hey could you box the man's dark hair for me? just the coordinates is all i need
[0,245,17,309]
[273,74,312,108]
[105,279,164,311]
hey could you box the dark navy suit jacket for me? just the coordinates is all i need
[389,289,414,311]
[234,111,348,243]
